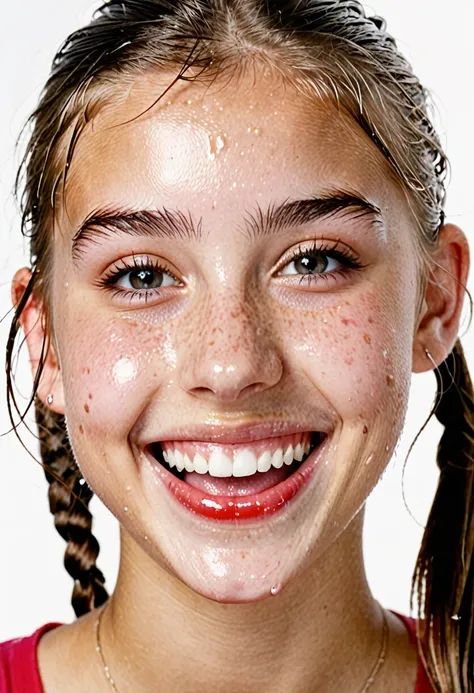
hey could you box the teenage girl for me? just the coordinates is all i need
[2,1,473,692]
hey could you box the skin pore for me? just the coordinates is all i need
[14,68,469,692]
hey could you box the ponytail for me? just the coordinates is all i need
[35,399,109,617]
[413,339,474,692]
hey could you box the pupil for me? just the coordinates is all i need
[130,269,163,290]
[295,253,326,274]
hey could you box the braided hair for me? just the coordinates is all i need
[36,401,109,616]
[5,1,473,689]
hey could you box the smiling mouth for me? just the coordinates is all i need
[148,431,325,489]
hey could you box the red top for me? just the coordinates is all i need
[0,614,433,692]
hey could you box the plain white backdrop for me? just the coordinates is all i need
[0,0,473,641]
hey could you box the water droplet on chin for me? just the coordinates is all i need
[270,583,282,596]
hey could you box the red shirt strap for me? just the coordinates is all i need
[393,612,435,692]
[0,623,62,693]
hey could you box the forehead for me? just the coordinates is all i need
[62,71,404,230]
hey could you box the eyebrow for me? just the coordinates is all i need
[71,191,383,260]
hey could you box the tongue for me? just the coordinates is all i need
[183,467,289,496]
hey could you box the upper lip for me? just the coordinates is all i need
[140,419,334,447]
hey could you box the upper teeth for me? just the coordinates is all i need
[162,442,311,478]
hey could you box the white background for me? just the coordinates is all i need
[0,0,473,641]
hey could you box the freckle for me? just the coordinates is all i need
[386,375,394,386]
[363,425,368,434]
[79,424,84,434]
[368,317,374,324]
[363,334,371,344]
[87,368,91,374]
[209,340,215,346]
[84,403,90,413]
[88,393,92,399]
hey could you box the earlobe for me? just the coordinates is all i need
[11,267,65,414]
[412,223,470,374]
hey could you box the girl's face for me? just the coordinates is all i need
[48,72,420,601]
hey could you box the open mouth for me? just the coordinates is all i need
[145,431,328,521]
[148,431,325,485]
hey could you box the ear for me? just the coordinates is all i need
[413,223,471,374]
[11,267,65,414]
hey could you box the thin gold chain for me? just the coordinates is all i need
[94,601,388,692]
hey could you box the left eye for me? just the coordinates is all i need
[115,267,176,290]
[279,250,342,276]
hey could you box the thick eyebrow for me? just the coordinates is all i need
[71,192,382,260]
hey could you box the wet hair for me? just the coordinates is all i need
[5,1,473,690]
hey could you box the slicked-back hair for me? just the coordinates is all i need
[5,2,474,691]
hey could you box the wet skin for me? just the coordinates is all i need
[15,69,469,692]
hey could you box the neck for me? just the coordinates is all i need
[98,510,384,693]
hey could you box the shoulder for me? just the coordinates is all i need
[0,624,62,693]
[391,612,435,693]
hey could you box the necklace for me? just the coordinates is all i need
[94,601,388,692]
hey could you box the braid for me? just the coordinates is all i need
[413,339,474,693]
[35,398,109,617]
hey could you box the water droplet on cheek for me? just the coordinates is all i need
[270,583,282,596]
[112,357,137,385]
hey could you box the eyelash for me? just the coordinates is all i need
[97,241,365,303]
[278,240,366,286]
[98,255,181,303]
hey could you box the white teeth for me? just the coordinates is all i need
[183,453,194,472]
[257,450,272,472]
[294,443,304,462]
[233,450,258,477]
[159,436,316,478]
[283,445,294,465]
[208,450,233,477]
[175,449,185,473]
[193,453,208,474]
[271,448,284,469]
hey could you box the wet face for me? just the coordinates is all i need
[50,71,419,602]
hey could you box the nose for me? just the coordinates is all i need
[178,297,284,402]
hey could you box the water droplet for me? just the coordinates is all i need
[382,349,389,359]
[187,99,192,105]
[126,486,131,492]
[208,134,225,160]
[144,535,149,541]
[124,506,129,512]
[270,584,281,596]
[79,478,86,486]
[365,454,374,465]
[385,445,390,452]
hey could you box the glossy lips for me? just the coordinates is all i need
[146,432,328,521]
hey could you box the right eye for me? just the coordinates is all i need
[99,255,181,301]
[115,266,177,290]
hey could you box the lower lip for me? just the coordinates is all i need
[146,435,328,522]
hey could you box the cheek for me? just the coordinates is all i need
[57,314,178,445]
[285,292,413,422]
